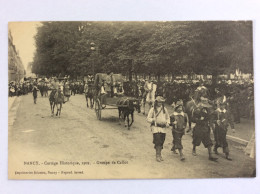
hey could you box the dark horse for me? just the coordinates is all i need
[185,97,215,133]
[49,89,64,117]
[185,86,211,132]
[85,84,95,108]
[185,98,198,132]
[117,97,141,130]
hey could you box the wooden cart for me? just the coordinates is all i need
[94,73,125,120]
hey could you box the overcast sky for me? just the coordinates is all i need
[9,22,41,70]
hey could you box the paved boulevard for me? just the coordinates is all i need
[8,93,255,179]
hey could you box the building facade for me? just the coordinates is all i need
[8,30,25,82]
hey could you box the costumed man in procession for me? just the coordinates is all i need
[32,83,39,104]
[143,78,156,114]
[147,96,170,162]
[170,100,188,161]
[192,96,218,161]
[49,77,65,103]
[44,82,49,97]
[212,99,235,161]
[84,80,89,101]
[63,77,71,102]
[50,77,59,96]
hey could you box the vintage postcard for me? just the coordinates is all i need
[8,21,255,179]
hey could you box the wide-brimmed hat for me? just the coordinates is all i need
[174,100,184,110]
[198,101,212,108]
[155,96,165,102]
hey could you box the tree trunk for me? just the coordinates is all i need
[157,73,160,82]
[212,73,218,86]
[129,69,132,82]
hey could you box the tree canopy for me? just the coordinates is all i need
[32,21,253,79]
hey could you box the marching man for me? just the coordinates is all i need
[170,100,188,161]
[32,84,39,104]
[192,97,218,161]
[147,96,170,162]
[212,100,235,161]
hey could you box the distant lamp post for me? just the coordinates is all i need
[90,42,95,75]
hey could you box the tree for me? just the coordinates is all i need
[32,21,253,80]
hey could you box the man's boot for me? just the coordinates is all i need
[179,149,185,161]
[213,146,219,155]
[208,147,218,161]
[192,146,197,156]
[224,147,232,161]
[159,146,164,161]
[155,147,161,162]
[171,146,178,154]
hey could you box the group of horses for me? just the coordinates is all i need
[49,81,212,134]
[82,82,199,130]
[84,83,141,129]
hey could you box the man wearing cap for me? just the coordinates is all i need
[192,97,218,161]
[32,84,39,104]
[106,71,115,97]
[212,101,234,160]
[147,96,170,162]
[170,100,188,161]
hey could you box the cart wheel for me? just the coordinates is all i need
[95,98,102,120]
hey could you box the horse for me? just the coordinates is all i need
[85,84,95,108]
[135,83,147,115]
[185,96,216,134]
[49,89,64,117]
[117,97,141,130]
[185,98,198,133]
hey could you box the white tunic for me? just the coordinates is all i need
[146,82,156,103]
[147,107,170,133]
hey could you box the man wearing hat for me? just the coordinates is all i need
[144,78,155,110]
[32,84,39,104]
[147,96,170,162]
[106,71,115,97]
[170,100,188,161]
[212,100,234,160]
[192,97,218,161]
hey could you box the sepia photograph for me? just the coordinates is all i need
[8,21,255,179]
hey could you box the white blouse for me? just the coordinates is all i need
[147,106,170,133]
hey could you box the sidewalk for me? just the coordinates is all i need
[227,118,255,145]
[8,96,17,111]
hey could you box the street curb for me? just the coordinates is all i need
[226,135,249,146]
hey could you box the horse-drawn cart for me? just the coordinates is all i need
[93,73,140,129]
[93,73,125,120]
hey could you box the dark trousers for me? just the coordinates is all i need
[172,131,184,149]
[153,133,166,149]
[192,126,213,148]
[214,126,229,153]
[33,95,37,104]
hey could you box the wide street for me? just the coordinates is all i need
[8,93,255,179]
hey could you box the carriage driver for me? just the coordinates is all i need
[106,71,115,97]
[114,80,124,97]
